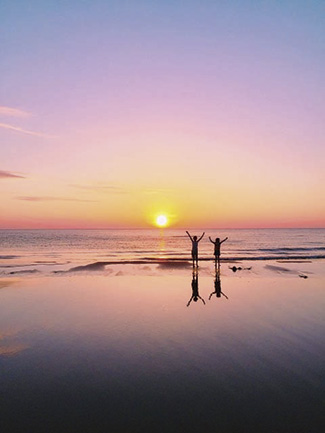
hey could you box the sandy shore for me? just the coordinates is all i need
[0,260,324,433]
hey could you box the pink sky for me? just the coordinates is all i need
[1,1,324,228]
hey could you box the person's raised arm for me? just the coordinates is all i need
[187,296,193,307]
[198,232,205,242]
[209,236,214,244]
[221,237,228,244]
[186,231,193,241]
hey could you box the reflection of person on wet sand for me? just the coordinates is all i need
[209,271,228,300]
[187,271,206,306]
[186,231,205,267]
[209,236,228,266]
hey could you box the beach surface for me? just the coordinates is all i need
[0,259,324,433]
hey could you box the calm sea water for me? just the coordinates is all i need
[1,228,325,274]
[1,228,325,262]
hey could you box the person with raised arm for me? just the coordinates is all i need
[186,231,205,268]
[209,270,228,300]
[187,270,206,307]
[209,236,228,267]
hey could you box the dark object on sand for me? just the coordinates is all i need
[69,262,107,272]
[9,269,39,275]
[229,266,252,272]
[158,260,192,269]
[230,266,242,272]
[299,274,308,279]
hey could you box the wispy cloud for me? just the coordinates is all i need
[71,184,172,196]
[0,122,52,138]
[0,170,25,179]
[16,196,97,203]
[0,106,31,118]
[141,187,173,195]
[71,184,128,194]
[0,106,52,137]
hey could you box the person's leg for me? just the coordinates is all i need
[217,255,220,271]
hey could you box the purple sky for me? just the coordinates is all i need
[1,1,324,228]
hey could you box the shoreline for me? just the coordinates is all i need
[1,257,323,279]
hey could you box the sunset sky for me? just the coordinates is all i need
[1,0,324,229]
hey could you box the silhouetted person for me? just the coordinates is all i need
[186,231,205,267]
[209,270,228,300]
[187,270,205,306]
[209,236,228,267]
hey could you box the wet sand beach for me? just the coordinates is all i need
[0,260,324,433]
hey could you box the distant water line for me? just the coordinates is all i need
[0,228,324,275]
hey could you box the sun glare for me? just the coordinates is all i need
[156,215,168,227]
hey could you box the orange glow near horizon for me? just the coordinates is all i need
[0,172,324,229]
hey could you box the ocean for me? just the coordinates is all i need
[1,228,325,275]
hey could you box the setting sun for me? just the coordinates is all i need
[156,215,168,227]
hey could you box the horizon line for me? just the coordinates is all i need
[0,226,324,230]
